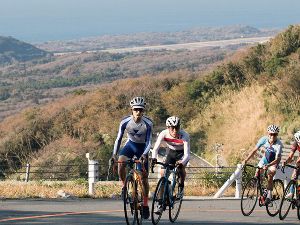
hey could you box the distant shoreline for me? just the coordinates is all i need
[53,36,272,56]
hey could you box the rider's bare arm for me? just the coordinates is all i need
[243,146,259,164]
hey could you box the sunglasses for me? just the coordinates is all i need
[269,133,278,136]
[168,126,180,130]
[132,108,144,112]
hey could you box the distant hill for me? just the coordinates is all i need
[0,36,50,65]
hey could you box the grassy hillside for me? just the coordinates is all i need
[0,47,229,122]
[0,36,49,65]
[0,25,299,179]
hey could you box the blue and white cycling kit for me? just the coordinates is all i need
[113,115,153,171]
[256,136,283,167]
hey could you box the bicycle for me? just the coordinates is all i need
[240,164,284,217]
[112,158,146,225]
[279,164,300,220]
[151,161,183,225]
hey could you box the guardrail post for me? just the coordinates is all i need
[214,163,243,198]
[25,163,30,182]
[86,153,99,196]
[235,164,243,198]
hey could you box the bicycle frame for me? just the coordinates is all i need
[161,165,178,208]
[115,158,145,187]
[152,162,179,208]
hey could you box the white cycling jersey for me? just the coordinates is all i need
[113,115,153,155]
[152,129,190,165]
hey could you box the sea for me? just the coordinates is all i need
[0,0,299,43]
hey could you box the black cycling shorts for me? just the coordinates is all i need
[164,150,184,168]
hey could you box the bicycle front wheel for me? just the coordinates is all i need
[124,175,137,225]
[279,180,295,220]
[297,194,300,220]
[135,179,144,225]
[241,177,258,216]
[266,179,284,217]
[169,174,183,222]
[151,177,166,225]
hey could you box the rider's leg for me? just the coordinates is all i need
[118,155,129,186]
[289,161,300,194]
[158,168,165,199]
[118,141,135,187]
[177,165,186,190]
[142,176,149,205]
[266,165,276,199]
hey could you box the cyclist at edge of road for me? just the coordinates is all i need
[110,96,153,219]
[151,116,190,214]
[282,131,300,198]
[242,124,283,205]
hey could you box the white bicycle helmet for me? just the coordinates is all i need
[166,116,180,127]
[267,124,280,134]
[294,131,300,142]
[130,96,146,109]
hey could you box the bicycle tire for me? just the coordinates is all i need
[297,196,300,220]
[169,172,183,223]
[241,177,258,216]
[124,175,137,225]
[151,177,166,225]
[266,179,284,217]
[135,179,144,225]
[279,180,295,220]
[297,201,300,220]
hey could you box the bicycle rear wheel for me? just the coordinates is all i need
[124,175,137,225]
[279,180,295,220]
[151,177,166,225]
[266,179,284,217]
[169,174,183,222]
[241,177,258,216]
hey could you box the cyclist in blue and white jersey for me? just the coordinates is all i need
[243,124,283,204]
[151,116,190,196]
[111,96,153,219]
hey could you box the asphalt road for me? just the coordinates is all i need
[0,198,299,225]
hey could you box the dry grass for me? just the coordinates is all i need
[0,180,235,199]
[0,181,89,199]
[188,84,284,165]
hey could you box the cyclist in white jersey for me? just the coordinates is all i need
[243,124,283,204]
[110,96,153,219]
[151,116,190,196]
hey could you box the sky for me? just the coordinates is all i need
[0,0,300,43]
